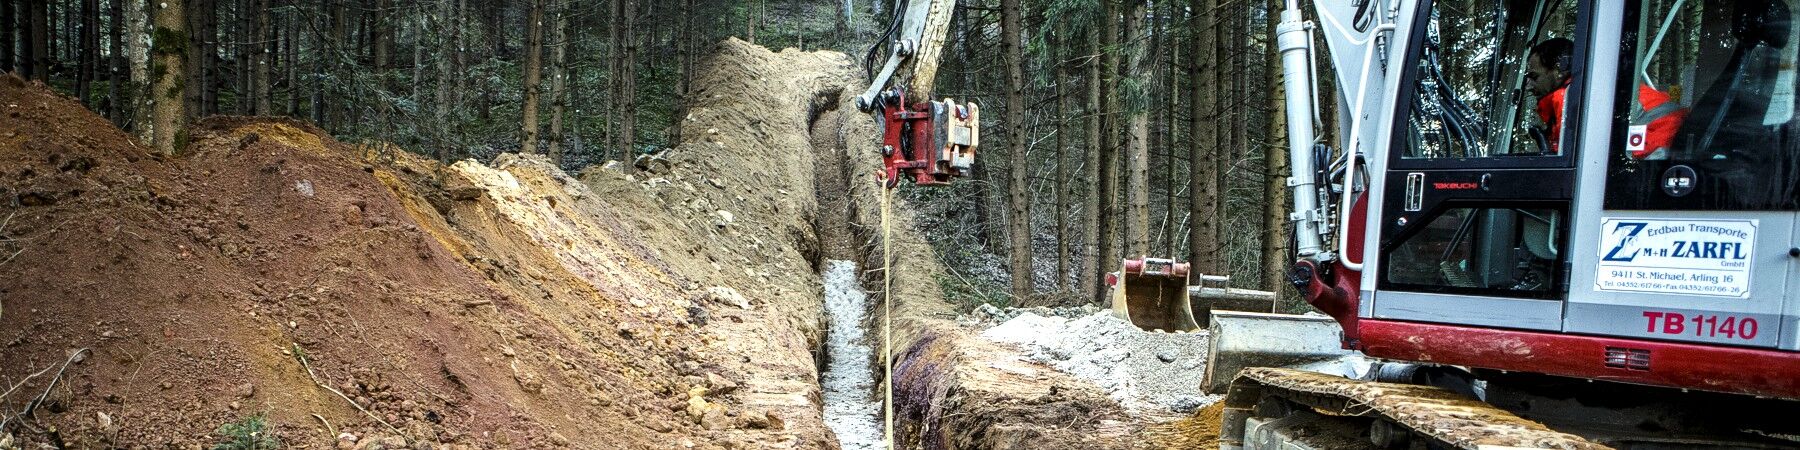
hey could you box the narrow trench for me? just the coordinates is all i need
[809,99,885,449]
[821,260,883,449]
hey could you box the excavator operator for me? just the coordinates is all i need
[1526,38,1575,154]
[1527,37,1687,158]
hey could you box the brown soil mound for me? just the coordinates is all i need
[0,38,859,450]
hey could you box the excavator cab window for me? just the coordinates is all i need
[1401,0,1579,160]
[1606,0,1800,211]
[1379,0,1580,300]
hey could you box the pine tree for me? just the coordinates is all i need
[1,0,12,74]
[1081,4,1104,301]
[521,0,544,154]
[1189,0,1221,275]
[1002,0,1032,300]
[547,0,569,163]
[1122,0,1150,259]
[150,0,188,156]
[1094,0,1120,304]
[1260,0,1292,297]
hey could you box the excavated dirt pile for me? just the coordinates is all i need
[0,38,856,449]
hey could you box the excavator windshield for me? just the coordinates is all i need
[1403,0,1578,159]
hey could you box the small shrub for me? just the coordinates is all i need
[213,414,280,450]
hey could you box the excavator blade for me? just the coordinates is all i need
[1201,311,1354,393]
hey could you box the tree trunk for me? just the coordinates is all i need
[1159,4,1176,256]
[287,1,301,117]
[50,0,59,66]
[431,0,452,160]
[1081,20,1102,300]
[1094,0,1119,304]
[77,0,97,105]
[791,0,802,49]
[671,0,693,146]
[1146,11,1163,255]
[186,0,212,118]
[253,0,270,115]
[105,0,122,123]
[835,0,848,41]
[475,1,496,122]
[451,0,465,116]
[520,0,544,154]
[547,0,567,163]
[127,0,151,138]
[308,2,322,125]
[604,0,618,159]
[325,0,347,129]
[26,0,45,81]
[954,6,997,247]
[1,0,12,74]
[373,0,390,70]
[1188,0,1220,276]
[1002,0,1031,300]
[618,0,637,161]
[1054,30,1071,294]
[1122,0,1150,260]
[1260,2,1291,297]
[1215,4,1237,282]
[234,0,249,114]
[208,0,221,115]
[151,0,187,156]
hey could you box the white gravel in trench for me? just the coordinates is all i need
[821,260,883,449]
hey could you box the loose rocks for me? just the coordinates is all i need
[979,311,1219,412]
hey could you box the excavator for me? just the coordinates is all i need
[1109,0,1800,448]
[857,0,980,188]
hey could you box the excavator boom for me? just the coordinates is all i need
[858,0,978,188]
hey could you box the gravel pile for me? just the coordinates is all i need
[960,302,1104,325]
[979,311,1218,413]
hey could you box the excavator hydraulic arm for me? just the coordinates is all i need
[859,0,979,188]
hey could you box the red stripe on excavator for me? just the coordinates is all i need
[1358,319,1800,399]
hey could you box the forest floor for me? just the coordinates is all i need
[0,38,1217,449]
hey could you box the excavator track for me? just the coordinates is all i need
[1220,368,1607,450]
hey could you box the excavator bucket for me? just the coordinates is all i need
[1107,258,1200,332]
[1107,258,1349,391]
[1107,258,1283,332]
